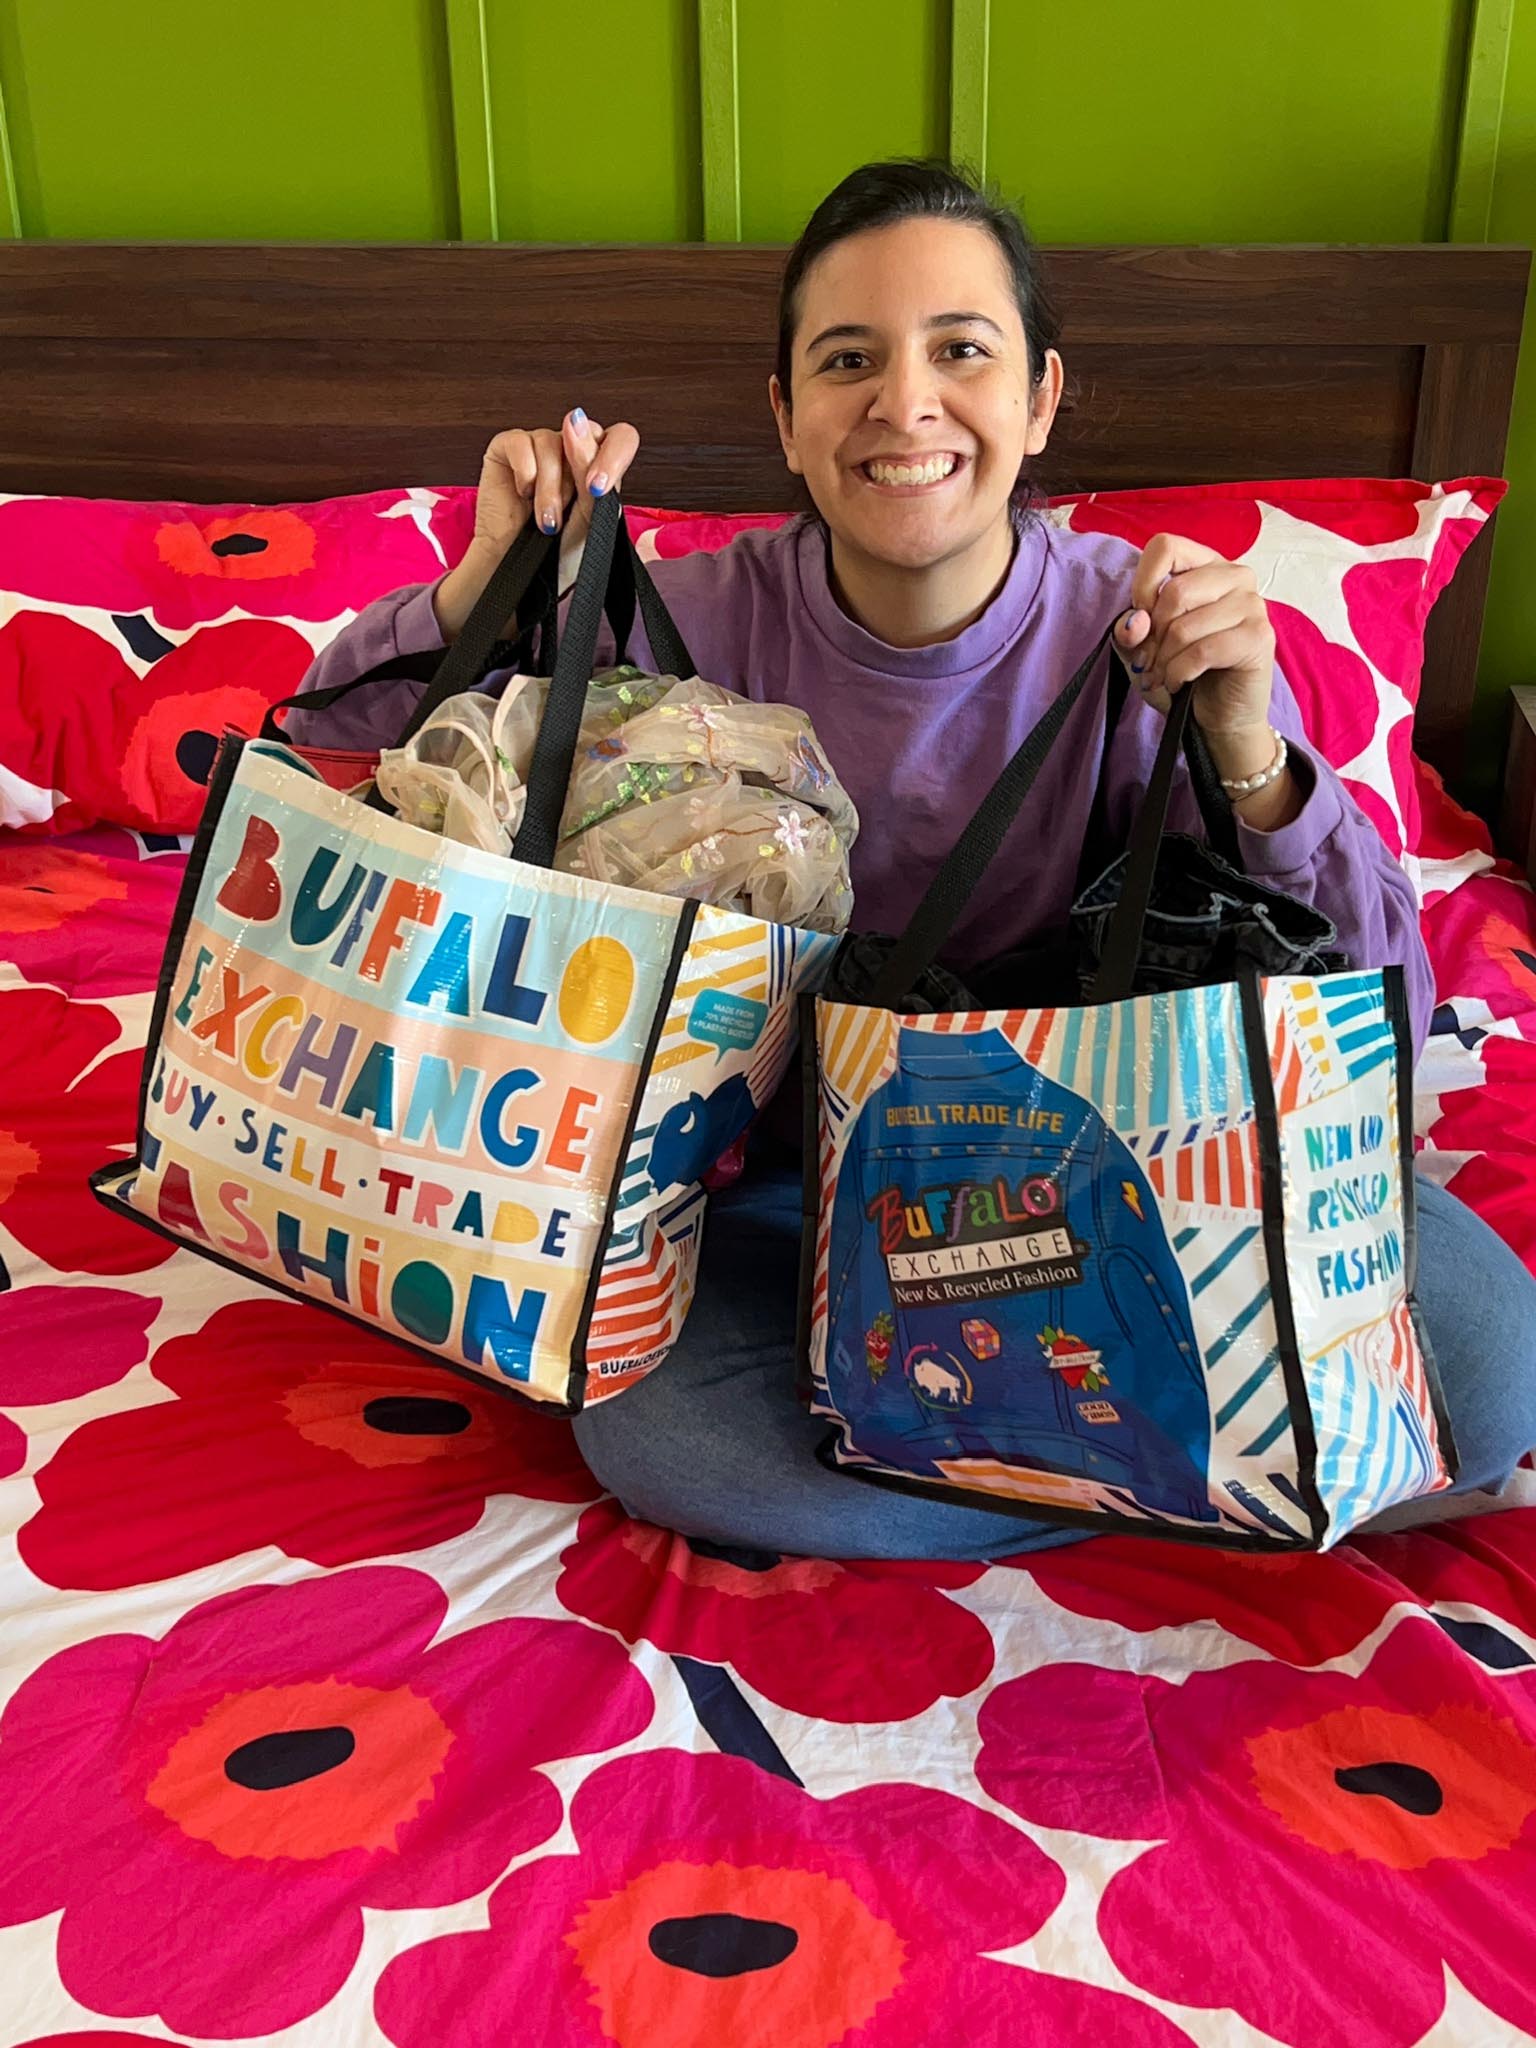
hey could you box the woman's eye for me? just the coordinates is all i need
[943,340,989,360]
[823,350,870,372]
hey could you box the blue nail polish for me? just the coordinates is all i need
[570,407,587,431]
[1130,661,1145,674]
[540,511,559,532]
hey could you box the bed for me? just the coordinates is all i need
[3,240,1536,2048]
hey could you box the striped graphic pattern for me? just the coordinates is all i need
[1123,1119,1263,1211]
[1269,973,1396,1108]
[901,987,1248,1133]
[587,1185,710,1366]
[592,911,832,1389]
[1308,1303,1449,1534]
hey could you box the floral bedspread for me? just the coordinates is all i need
[3,771,1536,2048]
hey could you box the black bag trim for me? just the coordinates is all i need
[88,1161,583,1417]
[794,990,822,1407]
[1237,966,1329,1546]
[567,897,702,1410]
[1384,964,1459,1480]
[132,729,251,1137]
[809,1427,1309,1551]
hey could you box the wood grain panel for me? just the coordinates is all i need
[0,239,1526,784]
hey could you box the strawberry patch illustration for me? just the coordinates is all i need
[1038,1325,1109,1393]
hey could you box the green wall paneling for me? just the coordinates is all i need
[0,0,458,239]
[483,0,701,240]
[734,0,949,241]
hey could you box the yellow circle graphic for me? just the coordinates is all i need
[492,1202,540,1244]
[558,935,636,1045]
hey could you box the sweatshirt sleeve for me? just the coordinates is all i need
[1104,657,1435,1060]
[281,581,450,753]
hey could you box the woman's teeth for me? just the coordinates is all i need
[863,455,958,487]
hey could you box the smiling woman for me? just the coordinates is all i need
[767,165,1064,646]
[285,158,1536,1564]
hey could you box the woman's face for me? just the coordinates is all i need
[771,218,1063,573]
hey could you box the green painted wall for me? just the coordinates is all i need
[0,0,1531,793]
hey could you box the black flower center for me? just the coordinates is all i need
[648,1912,798,1978]
[210,532,269,557]
[362,1395,472,1437]
[175,729,220,786]
[685,1537,782,1573]
[225,1725,356,1791]
[1334,1761,1443,1815]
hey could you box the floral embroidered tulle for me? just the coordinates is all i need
[375,665,858,933]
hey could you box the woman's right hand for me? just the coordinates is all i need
[434,408,641,640]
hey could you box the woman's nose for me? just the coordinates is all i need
[868,355,942,428]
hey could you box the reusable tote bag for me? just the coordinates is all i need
[802,624,1456,1550]
[94,493,838,1409]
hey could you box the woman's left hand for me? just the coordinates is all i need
[1114,533,1274,735]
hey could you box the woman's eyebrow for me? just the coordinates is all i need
[804,322,874,354]
[803,312,1008,354]
[928,311,1007,337]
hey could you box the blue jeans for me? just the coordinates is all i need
[573,1166,1536,1560]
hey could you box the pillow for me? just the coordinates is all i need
[0,474,1498,846]
[0,486,477,833]
[628,475,1507,860]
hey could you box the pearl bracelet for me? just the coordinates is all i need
[1219,728,1289,800]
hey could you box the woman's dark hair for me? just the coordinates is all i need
[775,158,1064,508]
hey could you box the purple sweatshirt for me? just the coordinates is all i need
[289,513,1433,1055]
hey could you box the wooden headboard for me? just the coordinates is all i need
[0,241,1527,786]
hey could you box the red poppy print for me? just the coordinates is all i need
[374,1747,1194,2048]
[0,486,477,627]
[1266,599,1381,768]
[1062,485,1262,561]
[0,609,313,835]
[0,1408,23,1478]
[1274,482,1429,547]
[1422,870,1536,1026]
[1425,1026,1536,1270]
[0,987,173,1277]
[1342,555,1429,693]
[1415,754,1494,864]
[15,2037,189,2047]
[628,505,791,561]
[1426,512,1490,608]
[556,1499,993,1722]
[0,842,126,935]
[977,1620,1536,2048]
[0,828,181,996]
[151,507,317,583]
[1355,1509,1536,1645]
[0,1565,652,2038]
[0,1283,157,1403]
[22,1296,599,1589]
[1004,1530,1409,1664]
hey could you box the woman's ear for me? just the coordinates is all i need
[769,374,803,476]
[1024,349,1066,458]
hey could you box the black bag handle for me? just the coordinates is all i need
[256,503,636,748]
[869,622,1248,1011]
[1087,684,1195,1003]
[510,490,697,868]
[1076,648,1239,877]
[868,624,1119,1007]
